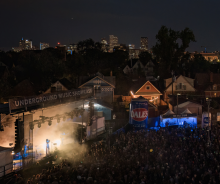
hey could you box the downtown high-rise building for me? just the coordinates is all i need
[109,35,119,52]
[19,38,32,50]
[12,38,33,52]
[101,38,109,52]
[129,44,135,49]
[40,42,49,50]
[140,37,148,51]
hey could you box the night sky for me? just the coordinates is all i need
[1,0,219,52]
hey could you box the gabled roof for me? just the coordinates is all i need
[145,60,155,68]
[9,79,37,97]
[78,76,115,88]
[58,78,74,90]
[132,60,145,69]
[135,81,162,95]
[164,75,195,91]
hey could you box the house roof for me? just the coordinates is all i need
[164,75,195,92]
[0,66,9,79]
[129,78,161,94]
[195,73,220,91]
[59,78,75,90]
[145,60,155,68]
[78,76,115,88]
[135,80,162,95]
[9,79,38,97]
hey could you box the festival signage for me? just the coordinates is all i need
[162,113,197,118]
[9,88,93,111]
[129,97,148,128]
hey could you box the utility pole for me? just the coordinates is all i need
[81,100,85,144]
[171,70,174,96]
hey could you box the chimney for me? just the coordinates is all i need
[210,72,213,83]
[183,71,185,76]
[110,71,112,76]
[188,72,190,78]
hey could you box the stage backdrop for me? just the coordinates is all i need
[129,97,148,128]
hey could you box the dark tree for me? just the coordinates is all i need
[152,26,196,77]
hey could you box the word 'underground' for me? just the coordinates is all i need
[14,89,92,107]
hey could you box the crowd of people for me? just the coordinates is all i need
[14,126,220,184]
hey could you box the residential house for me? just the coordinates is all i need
[78,75,115,104]
[195,72,220,98]
[164,75,196,102]
[130,80,162,106]
[44,78,75,94]
[145,60,155,76]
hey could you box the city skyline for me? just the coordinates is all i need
[1,0,220,52]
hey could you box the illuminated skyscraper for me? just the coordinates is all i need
[129,44,135,49]
[109,35,119,52]
[19,38,32,50]
[140,37,148,51]
[40,42,49,50]
[101,38,109,52]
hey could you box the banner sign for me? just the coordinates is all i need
[162,113,197,118]
[9,88,93,111]
[129,99,148,128]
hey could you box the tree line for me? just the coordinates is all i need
[0,26,219,101]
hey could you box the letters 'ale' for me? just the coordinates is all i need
[131,108,148,122]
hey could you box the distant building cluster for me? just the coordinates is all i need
[10,36,220,63]
[12,38,49,52]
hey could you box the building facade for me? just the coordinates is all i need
[140,37,148,51]
[131,81,162,106]
[109,35,119,52]
[79,76,115,104]
[164,75,196,101]
[40,42,49,50]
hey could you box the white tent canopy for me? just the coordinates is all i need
[163,109,175,116]
[181,108,192,114]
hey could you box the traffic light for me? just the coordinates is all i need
[14,119,24,153]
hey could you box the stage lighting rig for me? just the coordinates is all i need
[54,114,61,123]
[38,122,41,128]
[39,116,46,124]
[48,117,53,126]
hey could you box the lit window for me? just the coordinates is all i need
[214,93,216,97]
